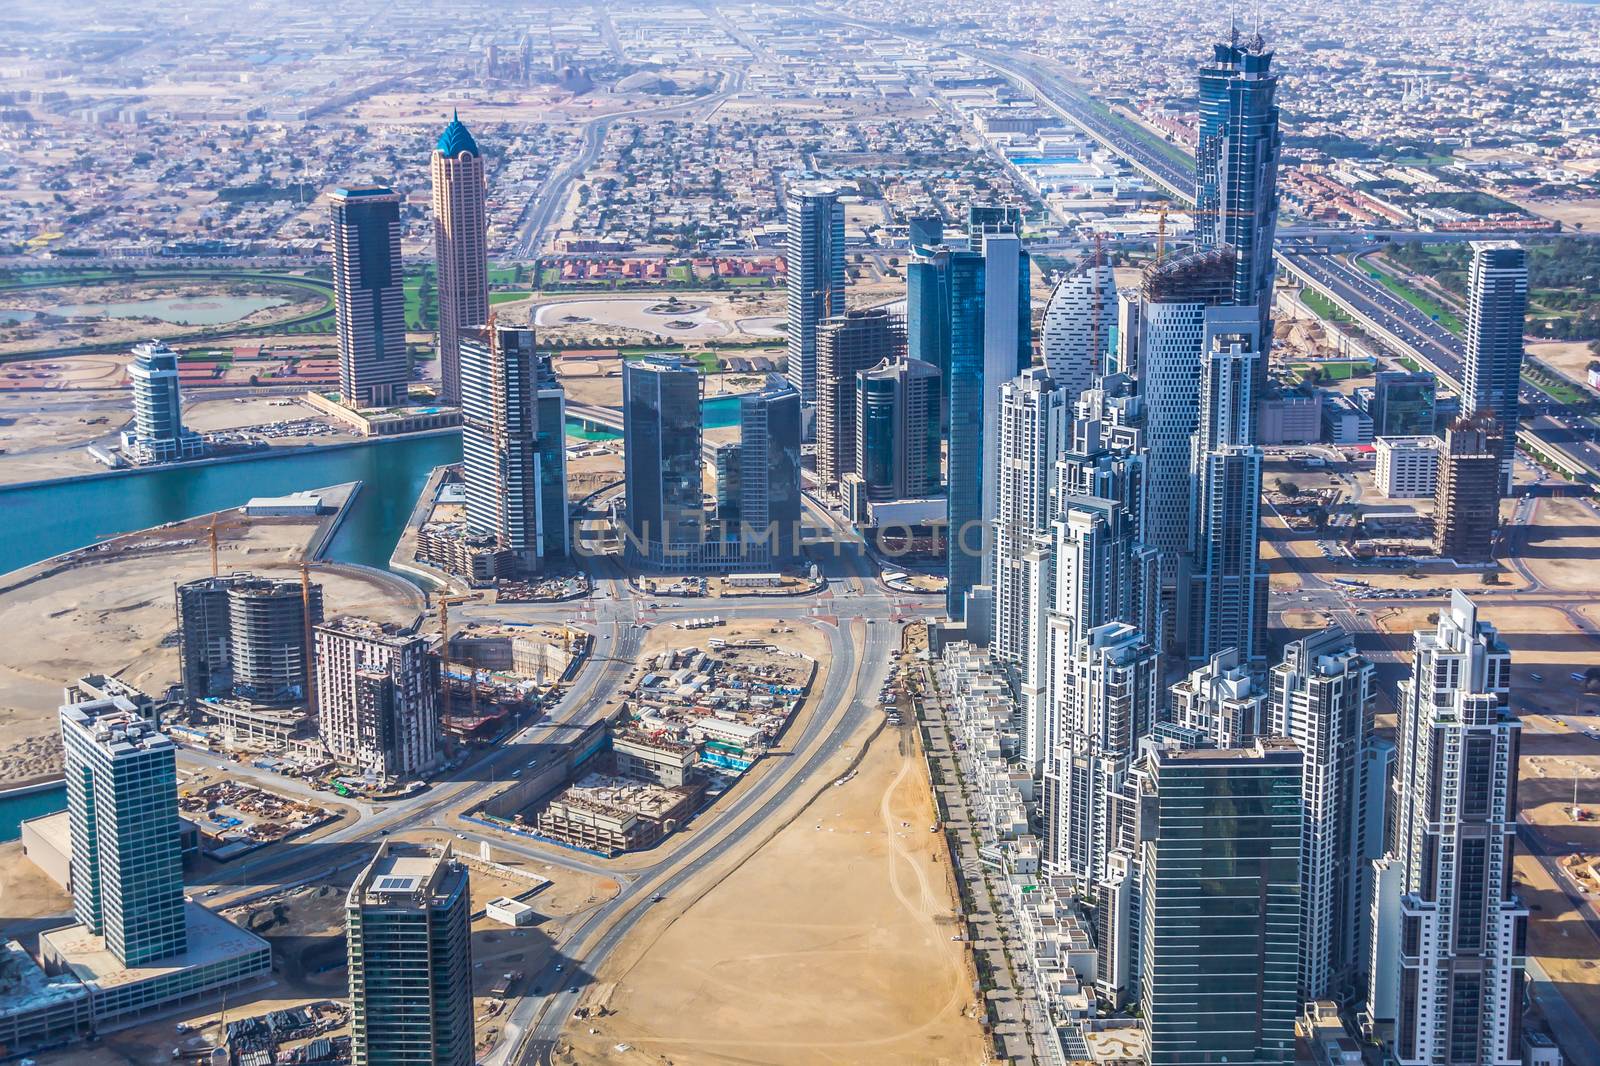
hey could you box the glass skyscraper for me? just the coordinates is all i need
[348,844,474,1066]
[623,356,704,567]
[1140,739,1302,1065]
[61,695,187,967]
[1463,240,1528,489]
[941,249,988,620]
[460,322,542,569]
[784,182,846,406]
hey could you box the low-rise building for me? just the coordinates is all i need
[1374,435,1440,498]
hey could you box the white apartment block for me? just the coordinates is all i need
[1375,435,1440,499]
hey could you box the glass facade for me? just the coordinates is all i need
[1140,742,1302,1065]
[943,250,987,619]
[623,357,704,565]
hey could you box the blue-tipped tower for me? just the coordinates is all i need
[436,110,480,158]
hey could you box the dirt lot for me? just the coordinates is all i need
[1519,497,1600,593]
[0,839,73,926]
[0,386,130,485]
[1528,341,1600,387]
[0,511,422,787]
[560,722,983,1066]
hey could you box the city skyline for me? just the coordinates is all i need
[1,5,1597,1066]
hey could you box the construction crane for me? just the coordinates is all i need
[300,563,318,717]
[435,593,482,721]
[206,513,250,578]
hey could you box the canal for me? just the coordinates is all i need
[0,396,748,577]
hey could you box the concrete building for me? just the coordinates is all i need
[1270,627,1377,1003]
[330,185,408,408]
[1140,739,1302,1066]
[992,368,1069,672]
[855,356,941,502]
[122,341,204,463]
[348,844,473,1066]
[1322,390,1375,445]
[784,182,846,406]
[1170,647,1264,748]
[315,618,441,781]
[1387,593,1526,1065]
[177,573,322,707]
[1134,248,1235,652]
[1049,622,1158,895]
[1258,393,1323,445]
[460,322,545,572]
[431,113,488,404]
[0,938,91,1058]
[1463,241,1528,489]
[623,355,703,568]
[815,307,903,492]
[1041,259,1117,400]
[1375,435,1441,499]
[1434,416,1503,563]
[1186,306,1268,664]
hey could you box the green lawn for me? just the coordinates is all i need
[1287,360,1373,384]
[667,265,693,283]
[1363,262,1465,336]
[488,291,531,305]
[1299,288,1351,323]
[488,266,523,286]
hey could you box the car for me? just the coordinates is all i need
[1572,673,1586,683]
[1530,673,1544,683]
[554,963,564,972]
[651,894,665,903]
[569,986,579,995]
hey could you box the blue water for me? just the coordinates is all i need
[702,395,741,429]
[0,784,67,842]
[0,433,462,576]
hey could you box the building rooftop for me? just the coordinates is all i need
[436,111,481,158]
[0,939,89,1019]
[60,697,170,757]
[351,843,466,909]
[40,903,267,992]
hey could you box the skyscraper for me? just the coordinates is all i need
[1134,248,1235,650]
[124,340,205,463]
[348,843,473,1066]
[537,372,570,563]
[1388,593,1525,1065]
[1139,738,1302,1066]
[60,695,186,966]
[941,227,1032,623]
[330,185,408,408]
[623,356,703,568]
[315,618,442,781]
[1047,621,1158,892]
[460,322,543,571]
[1434,415,1504,563]
[1270,626,1377,1003]
[1040,259,1117,401]
[815,308,903,492]
[1186,305,1268,663]
[784,182,846,405]
[855,356,941,501]
[908,244,984,435]
[992,368,1069,670]
[431,112,489,405]
[1170,647,1264,748]
[734,376,803,562]
[176,574,323,705]
[1194,31,1281,345]
[1463,240,1528,489]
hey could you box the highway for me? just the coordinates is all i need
[511,65,747,259]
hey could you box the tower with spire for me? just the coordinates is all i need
[431,111,489,405]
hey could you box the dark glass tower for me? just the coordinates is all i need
[329,186,408,408]
[1195,33,1281,317]
[942,249,988,620]
[1463,240,1528,489]
[1140,739,1303,1065]
[623,356,704,566]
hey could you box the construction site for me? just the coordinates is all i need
[177,780,336,862]
[484,638,818,857]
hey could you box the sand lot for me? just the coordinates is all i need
[1520,497,1600,592]
[0,387,130,485]
[1528,341,1600,387]
[560,723,984,1066]
[0,513,422,787]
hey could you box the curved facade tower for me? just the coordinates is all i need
[431,113,489,405]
